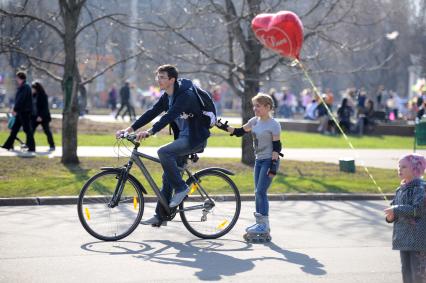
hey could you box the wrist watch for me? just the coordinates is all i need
[147,129,154,136]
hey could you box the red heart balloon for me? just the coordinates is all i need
[251,11,304,60]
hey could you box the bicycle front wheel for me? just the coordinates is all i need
[180,169,241,239]
[77,170,144,241]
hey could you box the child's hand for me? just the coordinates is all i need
[216,119,230,132]
[384,207,395,222]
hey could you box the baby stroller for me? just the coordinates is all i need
[6,113,28,151]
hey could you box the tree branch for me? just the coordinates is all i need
[80,48,145,85]
[75,13,126,38]
[0,8,64,38]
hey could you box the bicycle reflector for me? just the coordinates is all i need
[133,196,138,210]
[216,219,229,231]
[85,208,91,220]
[189,184,198,195]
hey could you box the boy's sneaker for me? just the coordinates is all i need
[169,187,190,208]
[140,215,166,226]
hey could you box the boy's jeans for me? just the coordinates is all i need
[254,158,279,216]
[155,136,206,217]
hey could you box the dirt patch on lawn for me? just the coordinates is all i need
[49,118,130,134]
[0,116,130,134]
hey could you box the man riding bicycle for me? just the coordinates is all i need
[116,65,210,226]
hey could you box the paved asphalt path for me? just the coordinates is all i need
[0,201,400,282]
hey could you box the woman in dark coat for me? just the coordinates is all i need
[337,97,354,134]
[31,82,55,151]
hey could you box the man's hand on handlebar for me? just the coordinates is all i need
[115,127,133,139]
[135,131,150,141]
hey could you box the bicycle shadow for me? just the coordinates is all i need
[81,238,326,280]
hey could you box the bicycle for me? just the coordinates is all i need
[77,133,241,241]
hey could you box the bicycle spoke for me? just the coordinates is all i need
[180,170,240,239]
[78,171,144,241]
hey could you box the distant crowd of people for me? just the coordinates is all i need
[266,84,423,135]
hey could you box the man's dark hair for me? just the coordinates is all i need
[156,64,178,81]
[16,71,27,81]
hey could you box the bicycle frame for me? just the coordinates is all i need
[111,141,214,216]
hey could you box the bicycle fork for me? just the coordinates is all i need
[179,173,215,213]
[109,161,133,208]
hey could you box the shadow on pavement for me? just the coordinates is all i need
[263,242,326,275]
[81,238,326,280]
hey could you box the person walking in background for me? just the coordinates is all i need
[376,85,386,110]
[212,86,223,116]
[416,93,425,122]
[324,88,335,111]
[1,71,35,152]
[108,84,117,114]
[356,98,375,135]
[356,89,367,117]
[337,97,354,134]
[281,87,294,118]
[386,92,397,121]
[115,81,136,121]
[31,81,55,151]
[384,154,426,283]
[316,95,330,134]
[268,88,278,114]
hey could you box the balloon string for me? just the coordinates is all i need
[294,59,388,202]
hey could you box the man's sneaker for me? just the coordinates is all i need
[48,146,56,152]
[169,187,190,208]
[140,215,166,226]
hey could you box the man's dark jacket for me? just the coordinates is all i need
[131,78,210,147]
[14,83,32,114]
[120,84,130,103]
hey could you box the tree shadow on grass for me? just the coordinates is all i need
[274,174,350,193]
[64,163,91,183]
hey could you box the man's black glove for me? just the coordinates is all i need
[216,118,230,132]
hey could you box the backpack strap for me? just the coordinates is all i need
[193,85,205,107]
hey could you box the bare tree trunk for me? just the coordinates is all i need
[62,76,79,164]
[60,0,84,164]
[241,0,261,166]
[241,89,255,166]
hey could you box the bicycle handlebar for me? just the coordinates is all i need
[118,132,140,147]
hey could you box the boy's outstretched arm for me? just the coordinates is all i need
[216,118,251,136]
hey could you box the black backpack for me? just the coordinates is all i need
[193,85,217,128]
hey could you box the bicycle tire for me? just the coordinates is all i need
[77,170,145,241]
[179,169,241,239]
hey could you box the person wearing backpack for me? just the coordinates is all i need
[115,64,211,226]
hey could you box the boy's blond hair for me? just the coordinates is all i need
[252,93,274,110]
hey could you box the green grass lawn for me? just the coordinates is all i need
[0,128,413,148]
[0,157,399,197]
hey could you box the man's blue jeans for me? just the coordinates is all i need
[155,136,206,218]
[254,158,279,216]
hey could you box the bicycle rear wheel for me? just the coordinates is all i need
[77,170,144,241]
[179,169,241,239]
